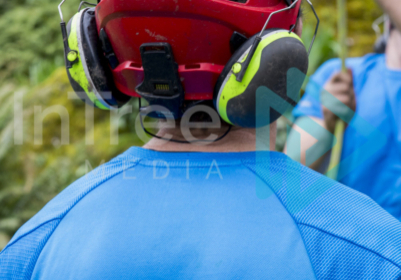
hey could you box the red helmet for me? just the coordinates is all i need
[95,0,302,101]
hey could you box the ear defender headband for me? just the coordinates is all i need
[59,0,319,140]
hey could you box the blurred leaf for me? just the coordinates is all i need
[0,232,10,251]
[0,218,21,232]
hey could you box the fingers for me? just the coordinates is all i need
[335,92,356,111]
[329,69,353,85]
[321,69,357,132]
[323,69,355,108]
[331,83,352,93]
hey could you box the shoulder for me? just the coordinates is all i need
[347,53,385,79]
[0,148,141,279]
[244,155,401,278]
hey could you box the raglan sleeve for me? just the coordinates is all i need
[292,59,342,120]
[0,219,60,279]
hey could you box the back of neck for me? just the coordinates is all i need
[143,123,277,153]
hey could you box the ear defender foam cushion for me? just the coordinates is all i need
[66,8,130,109]
[214,29,309,128]
[66,14,94,106]
[80,8,130,108]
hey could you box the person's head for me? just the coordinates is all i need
[61,0,312,150]
[145,3,307,151]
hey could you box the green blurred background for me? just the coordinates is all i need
[0,0,383,249]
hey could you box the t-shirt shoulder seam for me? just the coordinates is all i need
[0,218,61,256]
[240,161,318,278]
[0,158,141,279]
[299,222,401,270]
[2,158,142,254]
[54,158,141,225]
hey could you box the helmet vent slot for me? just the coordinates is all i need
[185,64,201,69]
[130,62,142,68]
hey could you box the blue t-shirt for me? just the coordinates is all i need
[1,147,401,279]
[293,54,401,220]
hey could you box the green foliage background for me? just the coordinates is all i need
[0,0,384,249]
